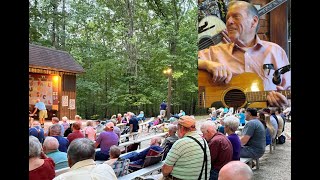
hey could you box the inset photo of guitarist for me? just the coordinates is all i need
[197,1,290,109]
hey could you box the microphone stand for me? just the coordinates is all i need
[272,65,291,85]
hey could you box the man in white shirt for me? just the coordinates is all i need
[54,138,117,180]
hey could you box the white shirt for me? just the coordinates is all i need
[53,159,117,180]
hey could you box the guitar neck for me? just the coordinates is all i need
[258,0,287,17]
[199,33,223,51]
[246,90,291,102]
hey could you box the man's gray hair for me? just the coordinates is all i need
[29,135,42,158]
[109,145,121,158]
[67,138,96,166]
[43,136,59,150]
[168,124,177,133]
[49,124,62,136]
[200,120,217,133]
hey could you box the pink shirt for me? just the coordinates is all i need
[84,126,96,141]
[198,36,291,90]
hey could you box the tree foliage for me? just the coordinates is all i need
[30,0,200,119]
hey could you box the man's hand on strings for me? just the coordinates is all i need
[267,86,289,107]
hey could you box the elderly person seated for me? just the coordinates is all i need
[160,124,178,148]
[201,120,233,180]
[47,117,64,136]
[83,120,97,141]
[53,138,117,180]
[29,120,45,144]
[162,116,211,180]
[43,136,68,170]
[104,145,130,177]
[61,116,70,135]
[29,136,55,180]
[121,136,163,170]
[218,161,253,180]
[67,121,85,144]
[136,111,146,121]
[48,124,69,153]
[95,122,119,161]
[223,115,241,160]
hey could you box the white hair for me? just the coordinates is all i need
[62,116,68,121]
[223,115,240,132]
[200,120,217,133]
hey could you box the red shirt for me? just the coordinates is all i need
[67,130,85,144]
[29,158,55,180]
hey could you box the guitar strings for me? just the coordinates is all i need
[198,32,223,50]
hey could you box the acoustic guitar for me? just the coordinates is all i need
[198,0,288,50]
[198,70,291,108]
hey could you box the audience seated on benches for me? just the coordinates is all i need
[147,116,161,133]
[128,149,163,171]
[43,136,68,170]
[104,145,130,177]
[121,137,163,171]
[218,161,253,179]
[29,136,55,180]
[137,111,146,121]
[240,108,266,160]
[54,138,117,180]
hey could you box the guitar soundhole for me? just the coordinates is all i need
[224,89,246,108]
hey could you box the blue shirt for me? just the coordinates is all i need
[35,101,46,110]
[239,113,245,125]
[29,126,45,143]
[266,128,271,145]
[52,135,69,153]
[129,116,139,132]
[160,102,167,110]
[122,145,163,165]
[46,150,68,170]
[218,125,225,134]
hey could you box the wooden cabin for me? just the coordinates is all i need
[29,44,85,120]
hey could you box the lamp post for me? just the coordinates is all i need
[163,67,172,120]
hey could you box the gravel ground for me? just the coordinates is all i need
[193,116,291,180]
[253,121,291,180]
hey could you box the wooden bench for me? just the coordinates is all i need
[95,141,135,153]
[139,117,155,132]
[117,161,164,180]
[240,157,260,170]
[121,132,139,140]
[117,123,127,131]
[134,132,167,149]
[150,123,169,134]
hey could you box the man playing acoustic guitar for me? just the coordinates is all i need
[198,1,290,107]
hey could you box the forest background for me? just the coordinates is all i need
[29,0,206,120]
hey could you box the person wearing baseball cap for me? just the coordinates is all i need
[95,122,119,161]
[162,115,211,180]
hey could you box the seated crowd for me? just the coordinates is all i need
[29,104,288,180]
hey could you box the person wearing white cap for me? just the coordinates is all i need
[94,122,119,161]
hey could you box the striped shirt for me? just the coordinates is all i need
[164,131,211,180]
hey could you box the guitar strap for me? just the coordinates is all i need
[187,136,207,180]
